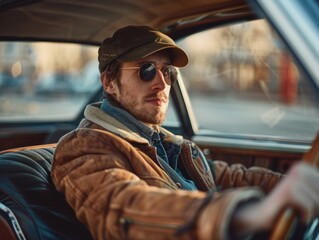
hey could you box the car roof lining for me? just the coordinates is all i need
[0,0,257,43]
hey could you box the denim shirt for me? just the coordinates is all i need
[100,98,197,190]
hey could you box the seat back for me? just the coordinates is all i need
[0,146,92,240]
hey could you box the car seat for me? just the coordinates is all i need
[0,145,93,240]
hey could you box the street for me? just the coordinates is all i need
[1,92,319,141]
[188,93,319,140]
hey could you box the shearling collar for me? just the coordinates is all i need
[83,102,184,145]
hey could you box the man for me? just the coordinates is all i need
[52,26,319,240]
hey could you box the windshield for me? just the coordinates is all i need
[178,19,319,142]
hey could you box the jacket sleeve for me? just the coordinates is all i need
[213,160,283,194]
[51,129,264,240]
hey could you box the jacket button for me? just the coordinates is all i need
[176,182,182,188]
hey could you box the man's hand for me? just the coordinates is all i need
[230,163,319,237]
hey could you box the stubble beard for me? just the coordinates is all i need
[118,88,168,126]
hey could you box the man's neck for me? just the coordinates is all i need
[144,123,161,132]
[107,95,162,132]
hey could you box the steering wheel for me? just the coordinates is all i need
[270,133,319,240]
[303,218,319,240]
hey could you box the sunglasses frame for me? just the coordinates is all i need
[119,62,178,85]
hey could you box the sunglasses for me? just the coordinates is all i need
[119,62,178,85]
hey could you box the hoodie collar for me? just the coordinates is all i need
[83,101,184,145]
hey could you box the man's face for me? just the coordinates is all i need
[106,51,172,128]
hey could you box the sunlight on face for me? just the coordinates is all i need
[116,51,172,127]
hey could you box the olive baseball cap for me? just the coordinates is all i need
[98,25,188,73]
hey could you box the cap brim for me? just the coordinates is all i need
[117,42,188,67]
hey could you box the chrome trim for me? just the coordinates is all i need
[177,70,199,133]
[193,135,310,153]
[0,202,26,240]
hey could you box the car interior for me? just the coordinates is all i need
[0,0,318,239]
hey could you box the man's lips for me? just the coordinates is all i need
[146,97,166,106]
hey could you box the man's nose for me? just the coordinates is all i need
[151,69,167,90]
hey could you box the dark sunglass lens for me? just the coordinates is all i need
[163,66,178,85]
[139,63,156,81]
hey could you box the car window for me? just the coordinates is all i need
[0,41,100,122]
[178,19,319,141]
[0,41,182,127]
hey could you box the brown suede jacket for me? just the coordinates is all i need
[51,103,282,240]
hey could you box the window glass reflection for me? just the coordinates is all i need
[178,19,319,141]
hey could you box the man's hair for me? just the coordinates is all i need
[103,60,122,85]
[101,60,122,104]
[105,60,121,81]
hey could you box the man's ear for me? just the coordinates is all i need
[105,81,117,95]
[101,73,117,95]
